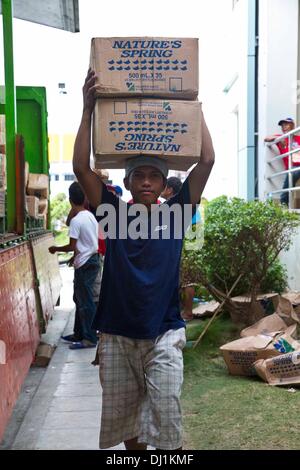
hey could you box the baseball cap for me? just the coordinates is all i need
[125,156,169,179]
[106,184,123,196]
[113,185,123,196]
[278,117,295,126]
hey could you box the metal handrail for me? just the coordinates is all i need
[268,126,300,144]
[265,126,300,209]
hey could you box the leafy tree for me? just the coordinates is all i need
[181,196,300,324]
[50,193,70,231]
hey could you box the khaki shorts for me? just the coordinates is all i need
[98,328,186,450]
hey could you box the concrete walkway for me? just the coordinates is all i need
[7,265,123,450]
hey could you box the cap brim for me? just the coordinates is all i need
[278,119,294,126]
[125,156,168,179]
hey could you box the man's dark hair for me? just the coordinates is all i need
[166,177,183,195]
[69,181,85,205]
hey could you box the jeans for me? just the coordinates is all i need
[280,169,300,204]
[74,253,100,344]
[72,301,83,341]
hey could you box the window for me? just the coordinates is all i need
[64,174,75,181]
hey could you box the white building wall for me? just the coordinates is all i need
[258,0,299,200]
[49,162,74,197]
[279,225,300,291]
[257,0,300,290]
[223,0,256,200]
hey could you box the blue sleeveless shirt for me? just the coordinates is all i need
[92,179,194,339]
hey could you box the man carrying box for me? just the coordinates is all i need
[73,69,214,450]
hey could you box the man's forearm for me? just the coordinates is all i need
[54,244,74,253]
[73,110,92,176]
[264,135,278,143]
[187,112,215,204]
[199,113,215,166]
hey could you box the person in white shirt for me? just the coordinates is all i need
[49,182,100,349]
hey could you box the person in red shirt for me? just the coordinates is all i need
[264,118,300,204]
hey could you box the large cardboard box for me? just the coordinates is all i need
[255,350,300,386]
[26,195,39,218]
[276,294,300,326]
[93,98,201,170]
[90,37,198,99]
[27,173,49,198]
[229,293,279,326]
[220,326,299,376]
[240,313,289,338]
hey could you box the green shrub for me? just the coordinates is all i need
[181,196,299,297]
[50,193,70,232]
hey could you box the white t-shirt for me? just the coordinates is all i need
[69,210,98,269]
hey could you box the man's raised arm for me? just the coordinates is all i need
[187,110,215,205]
[73,69,103,209]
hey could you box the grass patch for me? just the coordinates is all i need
[182,315,300,450]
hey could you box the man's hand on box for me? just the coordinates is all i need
[48,246,57,254]
[83,68,97,114]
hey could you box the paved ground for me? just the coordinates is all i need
[1,265,123,450]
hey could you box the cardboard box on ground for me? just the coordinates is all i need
[220,292,300,381]
[229,293,279,326]
[93,99,202,170]
[254,350,300,386]
[90,37,198,99]
[220,325,299,377]
[33,342,56,367]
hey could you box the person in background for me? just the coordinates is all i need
[264,118,300,204]
[61,193,90,343]
[160,176,183,200]
[49,182,100,349]
[62,188,103,343]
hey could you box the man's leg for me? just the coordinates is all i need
[280,175,289,205]
[281,170,300,205]
[98,334,146,449]
[292,170,300,188]
[139,328,186,450]
[73,306,84,340]
[74,255,99,344]
[62,277,83,342]
[182,286,195,321]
